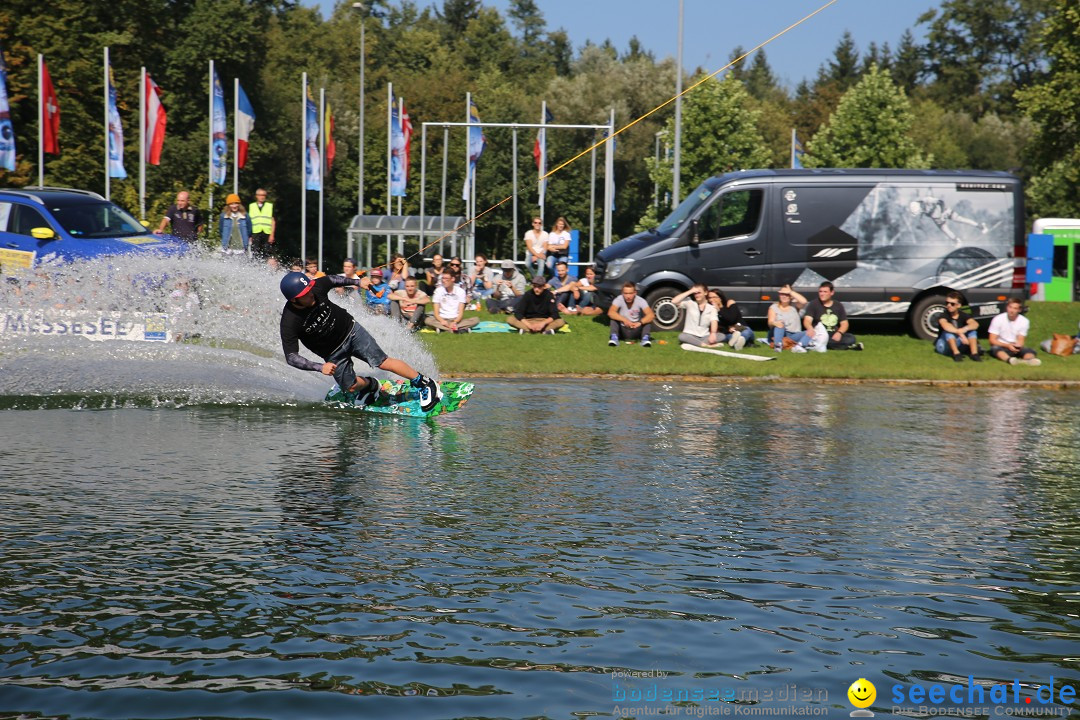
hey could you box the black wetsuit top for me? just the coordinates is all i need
[280,275,362,371]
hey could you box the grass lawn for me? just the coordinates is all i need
[422,301,1080,383]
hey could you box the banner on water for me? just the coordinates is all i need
[0,310,173,342]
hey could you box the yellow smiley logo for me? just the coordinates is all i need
[848,678,876,709]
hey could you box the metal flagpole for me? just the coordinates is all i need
[419,122,426,258]
[397,95,402,221]
[464,92,470,255]
[300,72,307,263]
[104,48,110,199]
[37,54,43,187]
[233,78,239,196]
[208,60,214,213]
[386,82,392,216]
[318,87,325,269]
[358,8,365,218]
[538,100,546,222]
[440,125,448,256]
[139,66,146,220]
[673,0,684,208]
[589,140,597,262]
[512,127,518,263]
[603,108,614,248]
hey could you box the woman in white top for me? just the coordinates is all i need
[523,217,549,275]
[767,284,810,351]
[672,284,719,347]
[545,216,572,272]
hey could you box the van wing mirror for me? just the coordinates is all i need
[30,227,57,241]
[689,218,700,247]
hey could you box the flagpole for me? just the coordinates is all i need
[358,7,365,218]
[300,72,307,264]
[139,66,146,220]
[104,48,109,199]
[603,108,614,249]
[673,0,684,208]
[207,60,214,214]
[791,127,796,168]
[464,92,470,254]
[397,96,403,220]
[37,54,43,186]
[511,127,518,263]
[440,125,448,257]
[538,100,547,222]
[386,82,392,216]
[590,139,597,262]
[318,86,325,269]
[234,78,239,196]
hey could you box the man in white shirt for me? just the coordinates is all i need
[988,297,1040,366]
[425,271,479,333]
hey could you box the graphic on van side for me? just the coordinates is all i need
[785,183,1014,315]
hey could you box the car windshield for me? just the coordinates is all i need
[49,201,147,239]
[655,183,715,237]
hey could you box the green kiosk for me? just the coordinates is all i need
[1031,218,1080,302]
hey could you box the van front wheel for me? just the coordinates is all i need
[910,294,948,341]
[645,286,685,332]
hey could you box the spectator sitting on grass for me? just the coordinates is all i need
[803,281,863,351]
[935,291,982,362]
[423,254,447,294]
[509,274,565,334]
[768,284,810,351]
[365,269,392,316]
[389,277,429,332]
[608,282,654,348]
[335,257,363,299]
[710,289,755,350]
[304,258,326,280]
[672,285,718,347]
[426,270,479,333]
[573,266,604,316]
[486,260,526,313]
[467,254,495,303]
[548,261,578,313]
[988,297,1040,366]
[387,253,413,292]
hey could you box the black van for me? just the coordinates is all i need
[594,169,1025,339]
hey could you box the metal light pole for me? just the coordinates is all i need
[673,0,683,209]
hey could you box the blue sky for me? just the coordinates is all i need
[307,0,943,88]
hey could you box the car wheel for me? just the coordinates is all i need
[645,286,684,332]
[910,294,950,341]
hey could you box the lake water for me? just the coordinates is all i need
[1,372,1078,719]
[1,254,1078,718]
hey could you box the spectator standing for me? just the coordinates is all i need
[802,281,862,350]
[711,289,755,350]
[988,298,1041,366]
[218,194,252,254]
[509,274,565,334]
[608,282,655,347]
[768,284,810,351]
[672,285,719,347]
[153,191,204,243]
[545,216,572,271]
[936,291,982,361]
[486,260,526,313]
[523,217,549,275]
[467,254,495,303]
[248,188,275,256]
[426,270,479,333]
[389,277,429,332]
[365,269,392,316]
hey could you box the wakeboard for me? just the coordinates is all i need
[325,379,474,418]
[680,343,776,361]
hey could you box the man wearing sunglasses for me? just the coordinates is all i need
[935,291,982,362]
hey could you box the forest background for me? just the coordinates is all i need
[1,0,1077,266]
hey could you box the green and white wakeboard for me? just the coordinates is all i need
[324,379,474,418]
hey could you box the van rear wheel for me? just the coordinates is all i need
[910,294,948,341]
[645,286,684,332]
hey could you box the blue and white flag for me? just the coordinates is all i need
[304,87,321,191]
[462,99,485,200]
[106,66,126,179]
[390,95,406,197]
[791,128,804,169]
[211,69,227,185]
[0,43,15,172]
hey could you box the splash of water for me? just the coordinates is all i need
[0,250,439,406]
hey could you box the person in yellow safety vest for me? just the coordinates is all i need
[249,188,276,256]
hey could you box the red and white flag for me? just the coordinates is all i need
[144,73,166,165]
[41,60,60,154]
[402,102,413,181]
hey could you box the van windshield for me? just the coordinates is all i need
[656,184,714,236]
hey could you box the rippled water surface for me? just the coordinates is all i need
[1,378,1078,719]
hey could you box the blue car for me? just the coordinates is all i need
[0,187,187,270]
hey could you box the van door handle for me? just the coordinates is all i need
[744,247,761,257]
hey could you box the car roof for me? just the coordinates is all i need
[0,187,109,207]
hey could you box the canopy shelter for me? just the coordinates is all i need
[346,214,468,269]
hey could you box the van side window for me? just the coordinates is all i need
[699,189,763,241]
[10,205,51,236]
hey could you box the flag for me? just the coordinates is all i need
[144,73,166,165]
[390,95,405,197]
[533,107,552,170]
[106,66,126,178]
[324,102,335,173]
[211,69,226,184]
[791,128,804,169]
[41,60,60,155]
[0,44,13,171]
[402,101,413,182]
[236,83,254,169]
[462,99,485,200]
[304,87,320,191]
